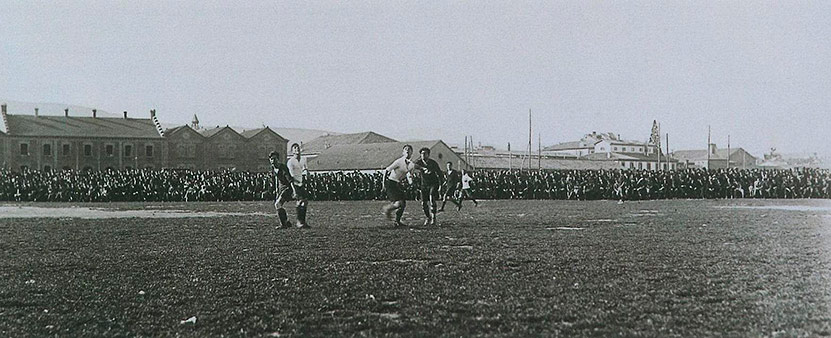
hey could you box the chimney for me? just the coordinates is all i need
[92,109,97,118]
[123,111,128,119]
[64,108,69,117]
[150,109,156,118]
[592,131,597,137]
[617,134,621,140]
[1,103,8,133]
[34,108,39,118]
[709,143,717,155]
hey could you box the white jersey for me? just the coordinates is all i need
[461,173,474,190]
[386,157,415,183]
[287,157,308,186]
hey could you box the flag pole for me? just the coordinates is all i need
[508,142,512,171]
[538,133,541,171]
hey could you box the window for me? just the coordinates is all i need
[438,153,443,160]
[106,144,114,156]
[663,163,667,170]
[84,144,92,157]
[19,143,29,156]
[43,144,52,156]
[622,147,627,152]
[629,162,634,168]
[613,147,618,151]
[621,162,626,167]
[600,147,605,151]
[124,144,133,157]
[146,145,154,157]
[62,144,70,156]
[638,162,643,169]
[638,147,643,152]
[647,163,652,170]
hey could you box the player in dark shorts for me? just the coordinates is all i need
[439,161,462,212]
[382,145,415,227]
[270,151,295,228]
[414,147,444,226]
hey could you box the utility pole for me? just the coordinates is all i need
[657,122,661,171]
[527,109,532,172]
[464,136,468,169]
[727,134,731,169]
[707,125,711,170]
[666,132,670,170]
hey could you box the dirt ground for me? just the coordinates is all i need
[1,199,830,336]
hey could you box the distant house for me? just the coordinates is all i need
[583,152,678,171]
[542,131,674,170]
[299,131,397,157]
[672,144,757,169]
[543,131,659,157]
[307,140,469,173]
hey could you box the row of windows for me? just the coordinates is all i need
[18,143,154,158]
[619,161,674,170]
[19,165,154,172]
[610,146,646,152]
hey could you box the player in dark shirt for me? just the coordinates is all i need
[414,147,444,226]
[439,161,462,212]
[270,151,295,228]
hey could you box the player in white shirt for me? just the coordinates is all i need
[286,143,310,228]
[382,144,416,227]
[457,169,478,210]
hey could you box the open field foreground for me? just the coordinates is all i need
[2,200,831,336]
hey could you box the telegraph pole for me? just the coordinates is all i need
[707,125,711,169]
[527,109,532,172]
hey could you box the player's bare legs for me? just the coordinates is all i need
[295,199,309,228]
[274,196,291,228]
[383,200,407,226]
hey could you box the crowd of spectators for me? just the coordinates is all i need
[0,167,829,202]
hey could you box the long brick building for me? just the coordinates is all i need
[0,103,288,172]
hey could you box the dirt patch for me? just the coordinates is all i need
[0,205,272,219]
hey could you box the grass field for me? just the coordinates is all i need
[2,199,831,336]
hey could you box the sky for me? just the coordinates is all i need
[2,1,829,157]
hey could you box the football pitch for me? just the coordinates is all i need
[2,199,831,336]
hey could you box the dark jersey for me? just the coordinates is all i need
[272,163,293,188]
[445,169,462,189]
[415,158,443,187]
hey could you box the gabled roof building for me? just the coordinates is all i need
[307,140,470,172]
[0,103,287,172]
